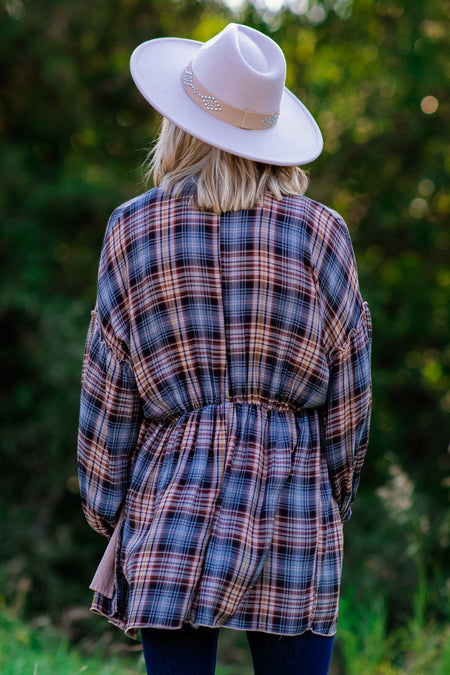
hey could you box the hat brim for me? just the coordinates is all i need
[130,37,323,166]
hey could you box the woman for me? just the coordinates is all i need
[78,23,372,675]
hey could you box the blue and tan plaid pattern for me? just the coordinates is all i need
[78,187,372,637]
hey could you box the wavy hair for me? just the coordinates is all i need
[146,118,308,214]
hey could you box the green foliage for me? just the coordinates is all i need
[1,598,449,675]
[0,603,240,675]
[1,0,449,659]
[336,588,450,674]
[0,604,146,675]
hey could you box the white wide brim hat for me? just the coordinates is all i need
[130,23,323,166]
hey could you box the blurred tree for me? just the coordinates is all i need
[0,0,220,615]
[0,0,448,630]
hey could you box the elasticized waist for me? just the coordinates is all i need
[148,397,307,425]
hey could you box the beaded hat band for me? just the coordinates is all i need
[182,62,280,131]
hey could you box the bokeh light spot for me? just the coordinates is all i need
[409,197,428,218]
[418,178,435,196]
[420,95,439,114]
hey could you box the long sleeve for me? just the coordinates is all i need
[77,209,142,537]
[323,303,372,521]
[310,206,372,522]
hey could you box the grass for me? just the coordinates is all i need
[1,593,449,675]
[0,604,237,675]
[0,605,145,675]
[335,587,450,675]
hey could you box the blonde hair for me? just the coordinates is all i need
[146,118,308,214]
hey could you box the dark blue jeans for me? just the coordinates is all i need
[141,624,334,675]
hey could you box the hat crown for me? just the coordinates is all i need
[192,24,286,114]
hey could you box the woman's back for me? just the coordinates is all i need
[79,186,371,638]
[114,187,332,416]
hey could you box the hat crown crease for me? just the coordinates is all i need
[192,24,285,114]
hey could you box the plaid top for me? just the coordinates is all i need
[78,187,372,638]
